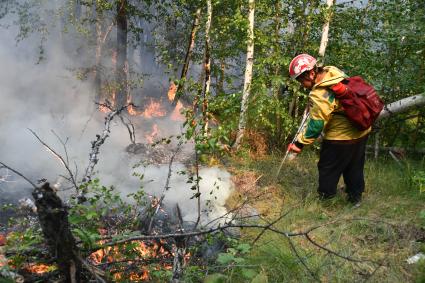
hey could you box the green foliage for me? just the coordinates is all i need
[5,226,44,270]
[69,178,146,251]
[224,152,425,282]
[411,170,425,193]
[183,236,260,283]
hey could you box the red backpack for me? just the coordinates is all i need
[330,76,384,130]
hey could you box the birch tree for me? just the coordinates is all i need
[233,0,255,150]
[317,0,335,63]
[202,0,212,135]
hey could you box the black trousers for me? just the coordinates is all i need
[317,136,368,201]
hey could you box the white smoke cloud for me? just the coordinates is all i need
[120,164,233,224]
[0,7,234,225]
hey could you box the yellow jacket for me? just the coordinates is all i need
[296,66,371,145]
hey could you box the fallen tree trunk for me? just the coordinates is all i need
[378,94,425,120]
[32,183,82,282]
[366,145,425,154]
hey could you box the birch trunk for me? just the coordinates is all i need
[377,94,425,120]
[233,0,255,150]
[202,0,212,135]
[174,8,202,101]
[115,0,128,108]
[317,0,335,62]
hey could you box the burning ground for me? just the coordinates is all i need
[0,9,241,281]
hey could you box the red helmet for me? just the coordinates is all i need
[288,54,317,79]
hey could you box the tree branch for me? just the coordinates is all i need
[147,142,182,233]
[0,161,37,189]
[78,102,132,202]
[28,128,78,190]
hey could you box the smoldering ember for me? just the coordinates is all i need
[1,0,425,282]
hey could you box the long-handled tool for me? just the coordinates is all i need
[275,109,310,179]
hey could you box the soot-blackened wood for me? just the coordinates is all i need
[33,183,82,283]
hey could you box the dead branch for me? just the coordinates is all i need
[286,235,321,282]
[304,233,375,264]
[51,129,70,165]
[79,102,132,202]
[0,161,37,189]
[96,216,387,268]
[193,149,202,230]
[119,115,136,144]
[28,129,78,190]
[171,235,186,283]
[147,142,182,233]
[173,7,202,103]
[101,20,115,45]
[79,256,106,283]
[252,206,300,245]
[171,204,187,283]
[0,167,14,183]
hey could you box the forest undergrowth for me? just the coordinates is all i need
[219,148,425,283]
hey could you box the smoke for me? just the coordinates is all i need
[0,3,234,225]
[121,164,233,224]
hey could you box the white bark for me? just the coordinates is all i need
[318,0,335,60]
[234,0,255,149]
[203,1,212,98]
[202,0,212,135]
[377,94,425,120]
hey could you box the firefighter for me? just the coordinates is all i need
[287,54,370,206]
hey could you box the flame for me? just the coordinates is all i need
[127,98,167,118]
[89,239,179,281]
[167,82,177,101]
[90,246,113,264]
[145,124,159,144]
[129,270,150,281]
[143,99,166,118]
[171,101,185,121]
[99,104,111,113]
[25,263,51,274]
[167,82,185,121]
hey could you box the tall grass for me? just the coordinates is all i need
[224,149,425,282]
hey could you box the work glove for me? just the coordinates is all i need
[286,143,302,161]
[287,143,302,154]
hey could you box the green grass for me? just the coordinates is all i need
[222,149,425,283]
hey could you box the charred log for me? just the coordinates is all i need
[32,183,82,282]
